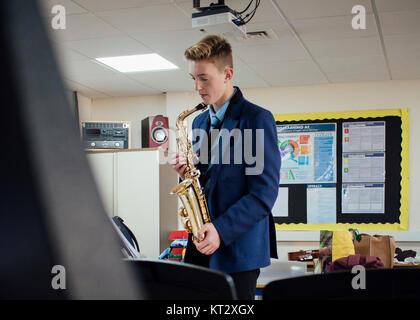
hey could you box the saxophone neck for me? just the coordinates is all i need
[177,103,207,124]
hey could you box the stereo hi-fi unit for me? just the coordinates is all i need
[81,121,130,149]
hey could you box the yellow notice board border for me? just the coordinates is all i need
[273,108,409,231]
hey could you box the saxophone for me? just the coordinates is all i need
[170,102,211,242]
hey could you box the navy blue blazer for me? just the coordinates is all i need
[191,88,280,273]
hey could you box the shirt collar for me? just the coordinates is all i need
[209,88,237,123]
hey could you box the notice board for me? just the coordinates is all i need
[272,109,409,231]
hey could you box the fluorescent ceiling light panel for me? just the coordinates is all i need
[96,53,178,72]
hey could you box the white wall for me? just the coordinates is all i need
[77,92,92,121]
[78,79,420,260]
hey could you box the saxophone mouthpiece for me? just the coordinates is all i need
[196,102,207,110]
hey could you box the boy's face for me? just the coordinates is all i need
[188,59,232,107]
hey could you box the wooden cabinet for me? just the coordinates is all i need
[87,148,178,259]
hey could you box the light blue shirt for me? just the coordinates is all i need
[209,88,237,129]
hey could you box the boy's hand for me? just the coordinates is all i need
[193,223,221,255]
[169,153,187,179]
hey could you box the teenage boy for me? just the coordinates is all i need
[171,35,280,300]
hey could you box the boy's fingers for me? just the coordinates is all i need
[169,154,186,165]
[176,165,186,175]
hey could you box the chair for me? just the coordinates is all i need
[263,267,420,300]
[127,259,238,300]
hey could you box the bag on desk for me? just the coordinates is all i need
[353,233,396,268]
[317,231,354,273]
[332,230,355,263]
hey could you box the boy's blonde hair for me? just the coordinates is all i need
[184,35,233,70]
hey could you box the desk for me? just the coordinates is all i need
[393,263,420,268]
[255,260,309,299]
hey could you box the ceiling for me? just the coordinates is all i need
[40,0,420,99]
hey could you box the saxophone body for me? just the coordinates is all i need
[170,103,211,242]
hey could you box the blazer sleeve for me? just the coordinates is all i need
[212,109,281,246]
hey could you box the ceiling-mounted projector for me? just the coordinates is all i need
[192,5,246,38]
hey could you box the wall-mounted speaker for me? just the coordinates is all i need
[141,115,169,150]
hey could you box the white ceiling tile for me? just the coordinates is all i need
[64,78,112,98]
[61,59,119,80]
[53,46,90,79]
[267,77,329,87]
[39,0,88,17]
[228,21,295,51]
[326,69,390,83]
[392,70,420,80]
[392,72,420,80]
[379,10,420,36]
[235,39,310,63]
[316,54,388,74]
[63,36,153,58]
[96,4,191,34]
[51,42,90,61]
[171,1,194,17]
[131,29,205,68]
[75,73,161,96]
[253,60,328,86]
[384,34,420,60]
[158,51,188,72]
[232,59,270,89]
[230,21,293,45]
[375,0,420,12]
[388,56,420,80]
[132,29,204,56]
[274,0,372,20]
[126,68,194,92]
[305,36,383,58]
[292,14,378,41]
[72,0,173,12]
[48,13,123,42]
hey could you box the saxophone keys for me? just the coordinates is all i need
[179,207,188,218]
[195,233,205,242]
[184,219,192,233]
